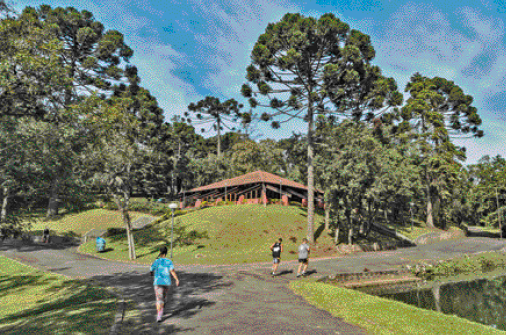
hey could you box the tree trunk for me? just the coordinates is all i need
[306,103,315,243]
[1,186,9,223]
[47,177,60,218]
[345,210,353,245]
[217,119,222,158]
[348,226,353,245]
[432,284,441,312]
[325,202,330,231]
[122,208,136,260]
[426,185,435,228]
[113,191,136,260]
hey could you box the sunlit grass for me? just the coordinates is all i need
[0,256,117,334]
[28,209,155,237]
[290,280,504,335]
[79,205,341,265]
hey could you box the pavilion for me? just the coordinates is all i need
[180,170,324,208]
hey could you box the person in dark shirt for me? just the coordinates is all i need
[42,228,50,243]
[270,238,283,276]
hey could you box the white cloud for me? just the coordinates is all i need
[461,7,504,42]
[187,0,297,98]
[371,4,506,163]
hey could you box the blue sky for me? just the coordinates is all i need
[15,0,506,164]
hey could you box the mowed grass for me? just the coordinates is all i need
[29,209,155,237]
[290,280,504,335]
[80,205,340,265]
[0,256,117,334]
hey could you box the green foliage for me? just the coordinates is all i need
[185,96,249,157]
[161,219,210,246]
[244,12,401,242]
[318,119,422,241]
[105,227,126,237]
[411,252,506,280]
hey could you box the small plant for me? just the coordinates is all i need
[106,227,126,237]
[160,218,209,246]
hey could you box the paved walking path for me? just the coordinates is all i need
[2,237,506,334]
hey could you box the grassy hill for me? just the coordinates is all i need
[79,205,339,265]
[29,209,155,237]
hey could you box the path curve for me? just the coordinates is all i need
[2,237,506,334]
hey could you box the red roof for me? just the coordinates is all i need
[185,170,323,194]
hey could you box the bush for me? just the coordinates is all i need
[216,200,235,206]
[106,227,126,237]
[160,218,209,246]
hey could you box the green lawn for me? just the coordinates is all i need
[29,209,156,237]
[290,280,505,335]
[0,256,117,334]
[79,205,341,265]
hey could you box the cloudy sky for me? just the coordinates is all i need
[15,0,506,164]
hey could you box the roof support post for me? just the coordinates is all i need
[262,183,267,207]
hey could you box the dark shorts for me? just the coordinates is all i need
[298,258,308,264]
[273,258,280,264]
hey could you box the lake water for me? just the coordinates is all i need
[360,275,506,330]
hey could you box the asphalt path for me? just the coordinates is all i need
[2,237,506,334]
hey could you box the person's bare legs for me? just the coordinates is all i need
[302,261,308,274]
[272,259,280,274]
[297,262,303,276]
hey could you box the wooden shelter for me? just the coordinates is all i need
[180,170,324,208]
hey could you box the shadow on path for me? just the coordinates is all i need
[0,240,77,253]
[90,270,231,334]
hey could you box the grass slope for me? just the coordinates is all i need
[290,281,504,335]
[80,205,339,265]
[29,209,155,237]
[0,256,117,334]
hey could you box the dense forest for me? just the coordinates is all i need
[1,3,505,250]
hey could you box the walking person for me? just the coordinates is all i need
[270,238,283,276]
[296,238,310,277]
[150,246,180,322]
[42,227,50,244]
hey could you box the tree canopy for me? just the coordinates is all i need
[242,12,402,242]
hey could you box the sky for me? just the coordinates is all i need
[14,0,506,164]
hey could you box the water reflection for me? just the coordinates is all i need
[367,275,506,330]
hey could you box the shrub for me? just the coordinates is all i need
[160,218,209,246]
[106,227,126,237]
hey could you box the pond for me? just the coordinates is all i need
[359,275,506,331]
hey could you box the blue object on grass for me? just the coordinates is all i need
[96,236,106,252]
